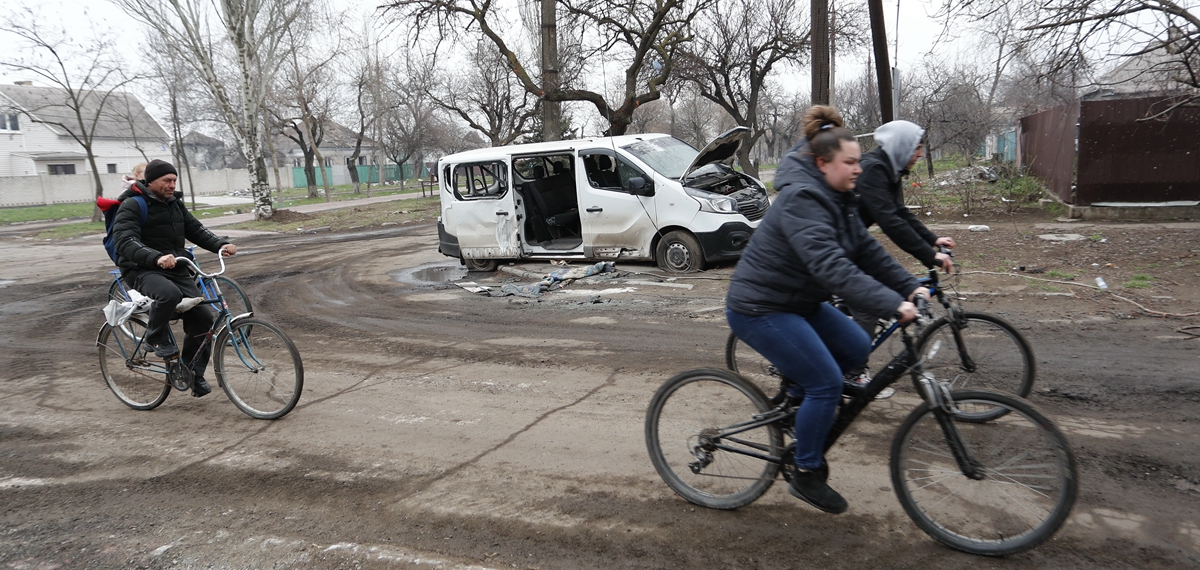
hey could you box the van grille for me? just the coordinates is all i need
[737,196,769,221]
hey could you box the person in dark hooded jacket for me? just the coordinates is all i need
[857,120,955,272]
[111,159,237,397]
[726,106,927,514]
[847,120,955,340]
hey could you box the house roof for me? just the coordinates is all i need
[1084,46,1199,100]
[0,83,169,141]
[182,131,225,146]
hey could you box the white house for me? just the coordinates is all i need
[0,81,172,178]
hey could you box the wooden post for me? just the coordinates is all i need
[811,0,831,105]
[868,0,894,123]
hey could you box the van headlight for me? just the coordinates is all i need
[685,187,737,214]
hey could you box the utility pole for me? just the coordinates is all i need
[540,0,562,141]
[811,0,831,105]
[867,0,894,123]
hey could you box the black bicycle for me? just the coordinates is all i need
[646,299,1077,556]
[97,255,303,420]
[727,260,1035,422]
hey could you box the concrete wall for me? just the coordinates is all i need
[0,168,252,208]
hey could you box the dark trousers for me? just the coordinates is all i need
[134,270,214,381]
[726,304,871,470]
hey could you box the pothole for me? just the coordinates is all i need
[390,262,468,286]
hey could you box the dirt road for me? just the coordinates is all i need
[1,221,1198,569]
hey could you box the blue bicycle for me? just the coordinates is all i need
[107,247,254,321]
[726,260,1035,422]
[97,255,302,419]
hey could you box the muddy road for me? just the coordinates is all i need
[1,222,1198,569]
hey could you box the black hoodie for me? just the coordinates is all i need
[726,139,920,320]
[111,181,227,283]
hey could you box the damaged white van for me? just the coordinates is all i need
[436,127,770,273]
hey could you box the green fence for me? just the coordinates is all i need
[290,163,427,188]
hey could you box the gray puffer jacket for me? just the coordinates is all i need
[726,139,920,319]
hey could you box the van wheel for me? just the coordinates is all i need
[656,230,705,273]
[464,258,498,272]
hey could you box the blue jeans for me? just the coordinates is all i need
[726,304,871,469]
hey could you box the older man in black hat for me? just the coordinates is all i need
[111,159,238,397]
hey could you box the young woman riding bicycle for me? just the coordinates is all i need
[724,106,927,514]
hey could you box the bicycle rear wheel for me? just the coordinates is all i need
[645,368,783,510]
[916,313,1035,422]
[215,318,303,420]
[725,332,786,400]
[890,390,1077,556]
[97,317,170,410]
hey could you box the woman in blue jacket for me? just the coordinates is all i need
[726,106,927,514]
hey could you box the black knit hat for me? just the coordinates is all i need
[144,159,178,184]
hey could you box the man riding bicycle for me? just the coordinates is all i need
[111,159,237,397]
[726,106,927,514]
[850,120,956,336]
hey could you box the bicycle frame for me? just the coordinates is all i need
[102,255,263,383]
[709,307,984,479]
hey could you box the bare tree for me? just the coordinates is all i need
[0,6,135,221]
[383,0,711,136]
[756,88,807,163]
[113,0,310,219]
[377,55,442,187]
[940,0,1199,112]
[902,59,995,173]
[426,40,539,146]
[677,0,810,178]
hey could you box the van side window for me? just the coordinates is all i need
[452,161,507,201]
[582,152,646,193]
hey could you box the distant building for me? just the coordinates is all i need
[0,81,171,177]
[181,131,246,170]
[1082,46,1199,101]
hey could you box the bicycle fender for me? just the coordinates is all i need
[213,312,255,341]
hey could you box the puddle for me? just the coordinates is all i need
[391,262,468,286]
[0,279,14,287]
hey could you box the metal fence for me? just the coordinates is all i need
[1018,102,1079,203]
[1019,96,1200,205]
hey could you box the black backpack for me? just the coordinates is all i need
[98,192,148,266]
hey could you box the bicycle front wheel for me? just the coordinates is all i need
[890,390,1077,556]
[215,318,303,420]
[916,313,1035,421]
[645,368,782,510]
[108,279,130,303]
[725,332,785,400]
[97,317,170,410]
[214,276,253,318]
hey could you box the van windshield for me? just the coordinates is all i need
[620,137,698,180]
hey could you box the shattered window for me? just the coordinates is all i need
[621,136,697,179]
[452,161,508,201]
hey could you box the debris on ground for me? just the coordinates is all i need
[485,261,619,298]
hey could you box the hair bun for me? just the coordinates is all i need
[803,105,845,140]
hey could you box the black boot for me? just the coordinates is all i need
[788,468,848,514]
[192,377,211,397]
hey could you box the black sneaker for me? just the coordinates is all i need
[148,341,180,359]
[788,468,848,514]
[192,377,211,398]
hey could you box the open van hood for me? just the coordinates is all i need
[680,126,750,180]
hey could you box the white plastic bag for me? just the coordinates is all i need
[102,288,153,327]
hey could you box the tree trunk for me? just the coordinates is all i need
[313,146,332,202]
[304,150,318,198]
[540,0,561,141]
[87,145,104,222]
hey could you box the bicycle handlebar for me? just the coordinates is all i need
[173,252,227,278]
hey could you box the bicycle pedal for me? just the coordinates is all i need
[166,360,193,392]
